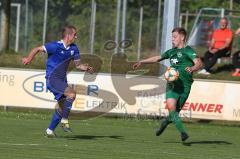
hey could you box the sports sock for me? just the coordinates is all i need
[168,110,186,133]
[161,117,171,128]
[62,98,74,119]
[48,109,62,130]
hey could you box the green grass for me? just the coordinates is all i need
[0,111,240,159]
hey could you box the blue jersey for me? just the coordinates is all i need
[43,40,80,80]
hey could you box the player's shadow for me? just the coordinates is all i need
[164,140,232,146]
[60,135,124,140]
[182,140,232,146]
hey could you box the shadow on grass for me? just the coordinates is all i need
[182,140,232,146]
[164,140,232,146]
[59,135,124,140]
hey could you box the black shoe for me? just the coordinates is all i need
[181,132,189,142]
[156,118,169,136]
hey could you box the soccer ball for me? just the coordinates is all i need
[164,67,179,82]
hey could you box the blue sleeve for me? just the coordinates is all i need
[43,42,57,54]
[73,46,80,61]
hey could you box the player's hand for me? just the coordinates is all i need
[81,64,94,74]
[22,57,31,65]
[185,67,193,73]
[209,48,218,54]
[86,66,94,74]
[132,62,141,70]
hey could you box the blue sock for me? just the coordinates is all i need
[48,110,62,131]
[62,98,74,119]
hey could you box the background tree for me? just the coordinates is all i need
[0,0,11,52]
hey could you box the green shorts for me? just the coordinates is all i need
[166,80,192,112]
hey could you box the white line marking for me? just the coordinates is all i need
[0,143,40,146]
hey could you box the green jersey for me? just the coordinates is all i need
[161,45,197,85]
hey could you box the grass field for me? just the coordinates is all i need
[0,111,239,159]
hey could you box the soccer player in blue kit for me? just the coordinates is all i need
[22,25,93,137]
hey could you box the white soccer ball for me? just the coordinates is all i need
[164,67,179,82]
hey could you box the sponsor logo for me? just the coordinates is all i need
[22,73,55,102]
[23,73,102,103]
[233,109,240,118]
[181,102,223,113]
[170,58,178,65]
[87,85,99,96]
[70,50,74,56]
[0,72,15,86]
[177,52,182,58]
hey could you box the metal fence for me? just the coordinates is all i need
[1,0,240,58]
[0,0,162,60]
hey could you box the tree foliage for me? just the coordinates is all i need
[0,0,11,51]
[3,0,240,54]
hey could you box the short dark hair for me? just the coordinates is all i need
[221,17,228,22]
[62,25,77,38]
[220,17,228,24]
[172,27,187,40]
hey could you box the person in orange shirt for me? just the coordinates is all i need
[198,17,233,75]
[232,27,240,76]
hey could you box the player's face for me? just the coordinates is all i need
[219,19,228,29]
[172,32,184,48]
[68,30,77,44]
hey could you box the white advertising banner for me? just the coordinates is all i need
[0,68,240,121]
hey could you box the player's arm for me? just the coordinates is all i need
[208,31,220,53]
[235,28,240,35]
[208,38,218,54]
[208,31,216,51]
[74,60,94,73]
[132,55,162,69]
[22,46,45,65]
[185,58,203,73]
[209,38,215,50]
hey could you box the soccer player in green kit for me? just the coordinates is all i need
[133,27,203,142]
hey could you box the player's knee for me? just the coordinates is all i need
[68,91,76,100]
[167,104,176,111]
[166,99,177,111]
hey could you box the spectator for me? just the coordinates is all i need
[198,17,233,75]
[232,27,240,76]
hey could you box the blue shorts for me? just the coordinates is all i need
[46,78,68,101]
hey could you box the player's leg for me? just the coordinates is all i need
[156,108,172,136]
[166,98,187,135]
[45,78,69,136]
[175,86,191,141]
[46,98,65,137]
[156,97,186,138]
[205,49,228,72]
[156,84,179,136]
[60,86,76,132]
[232,51,240,76]
[46,111,61,137]
[203,51,214,71]
[175,96,190,141]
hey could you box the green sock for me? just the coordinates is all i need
[168,110,186,133]
[161,117,171,128]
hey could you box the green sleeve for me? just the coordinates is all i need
[161,50,170,60]
[186,46,197,61]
